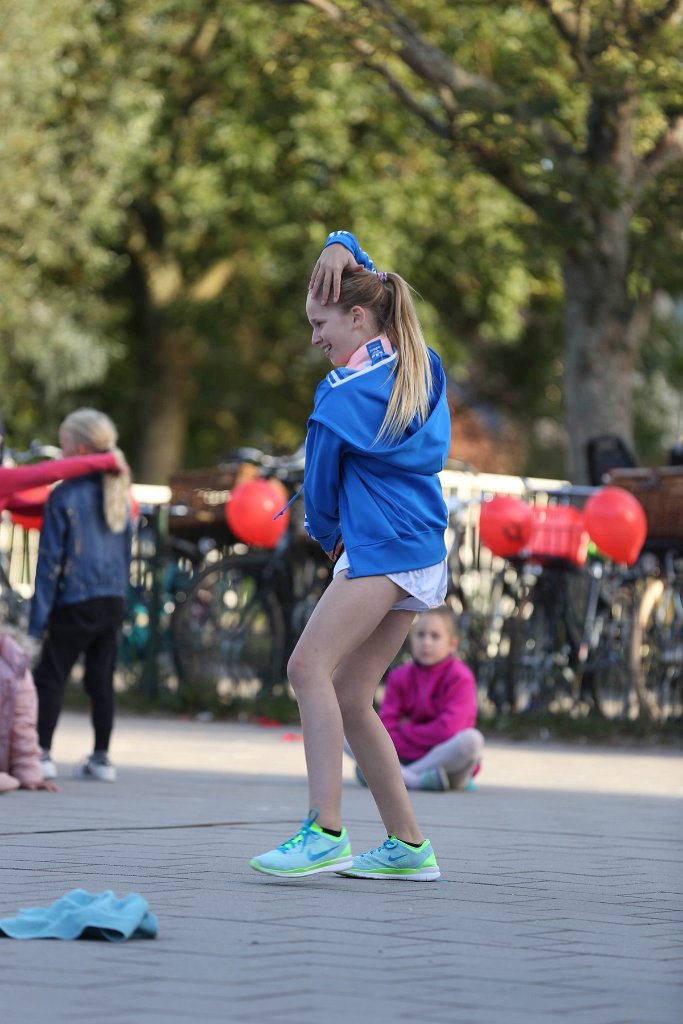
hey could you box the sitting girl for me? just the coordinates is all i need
[350,605,484,791]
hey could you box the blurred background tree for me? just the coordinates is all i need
[287,0,683,480]
[1,0,681,481]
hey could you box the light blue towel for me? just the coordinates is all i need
[0,889,158,941]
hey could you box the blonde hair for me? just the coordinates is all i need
[60,408,130,532]
[333,268,433,443]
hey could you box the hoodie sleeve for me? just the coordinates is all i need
[303,420,344,552]
[9,669,43,787]
[323,231,375,271]
[0,452,118,502]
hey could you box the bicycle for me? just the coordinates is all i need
[630,549,683,722]
[170,447,333,703]
[477,488,643,718]
[609,466,683,722]
[115,502,205,695]
[442,488,525,712]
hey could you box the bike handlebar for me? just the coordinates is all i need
[230,445,306,481]
[1,440,63,466]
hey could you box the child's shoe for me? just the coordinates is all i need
[250,810,353,877]
[418,766,450,791]
[73,752,116,782]
[40,751,58,781]
[338,836,440,881]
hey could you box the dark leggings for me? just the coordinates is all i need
[34,597,125,753]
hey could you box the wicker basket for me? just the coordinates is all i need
[167,463,259,540]
[605,467,683,541]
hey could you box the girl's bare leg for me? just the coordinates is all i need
[287,571,408,833]
[333,611,425,843]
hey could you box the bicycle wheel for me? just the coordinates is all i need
[506,576,575,713]
[632,578,683,722]
[172,554,286,702]
[476,575,519,714]
[0,564,28,630]
[581,583,638,719]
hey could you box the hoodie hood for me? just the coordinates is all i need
[303,346,450,576]
[309,348,449,476]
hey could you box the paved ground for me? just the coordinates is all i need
[1,712,682,1024]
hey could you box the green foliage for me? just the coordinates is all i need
[1,0,681,476]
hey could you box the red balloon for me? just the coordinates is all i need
[478,496,534,557]
[225,479,290,549]
[583,486,647,565]
[6,485,50,531]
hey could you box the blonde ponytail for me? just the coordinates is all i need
[330,269,433,444]
[379,273,433,443]
[59,408,131,533]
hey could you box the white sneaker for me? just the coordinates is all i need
[40,751,58,781]
[74,754,117,783]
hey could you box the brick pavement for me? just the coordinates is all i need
[1,712,681,1024]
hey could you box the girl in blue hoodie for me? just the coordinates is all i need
[250,233,450,881]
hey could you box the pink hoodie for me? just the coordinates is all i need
[0,633,43,792]
[379,655,478,763]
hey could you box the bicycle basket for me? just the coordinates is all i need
[605,467,683,542]
[525,504,589,566]
[168,464,258,540]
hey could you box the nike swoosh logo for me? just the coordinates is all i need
[387,854,407,863]
[307,846,343,863]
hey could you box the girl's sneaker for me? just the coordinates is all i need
[418,767,450,791]
[73,753,117,782]
[40,751,58,781]
[337,836,440,881]
[250,810,353,877]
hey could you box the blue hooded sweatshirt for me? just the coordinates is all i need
[304,342,451,578]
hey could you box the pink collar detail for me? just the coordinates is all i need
[346,334,394,370]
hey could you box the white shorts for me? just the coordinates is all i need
[333,551,448,612]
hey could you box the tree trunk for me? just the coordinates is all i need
[137,327,198,483]
[561,207,652,484]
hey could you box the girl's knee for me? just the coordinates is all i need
[461,728,485,760]
[287,648,322,696]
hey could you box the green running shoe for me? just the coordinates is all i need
[250,810,353,877]
[337,836,440,881]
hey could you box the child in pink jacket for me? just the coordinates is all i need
[0,630,57,793]
[350,605,484,791]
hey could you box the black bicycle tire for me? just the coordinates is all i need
[582,584,636,719]
[171,554,286,702]
[506,577,576,714]
[506,594,547,713]
[631,577,682,722]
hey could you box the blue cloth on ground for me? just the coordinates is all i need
[0,889,158,941]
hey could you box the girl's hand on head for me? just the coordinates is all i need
[309,245,362,305]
